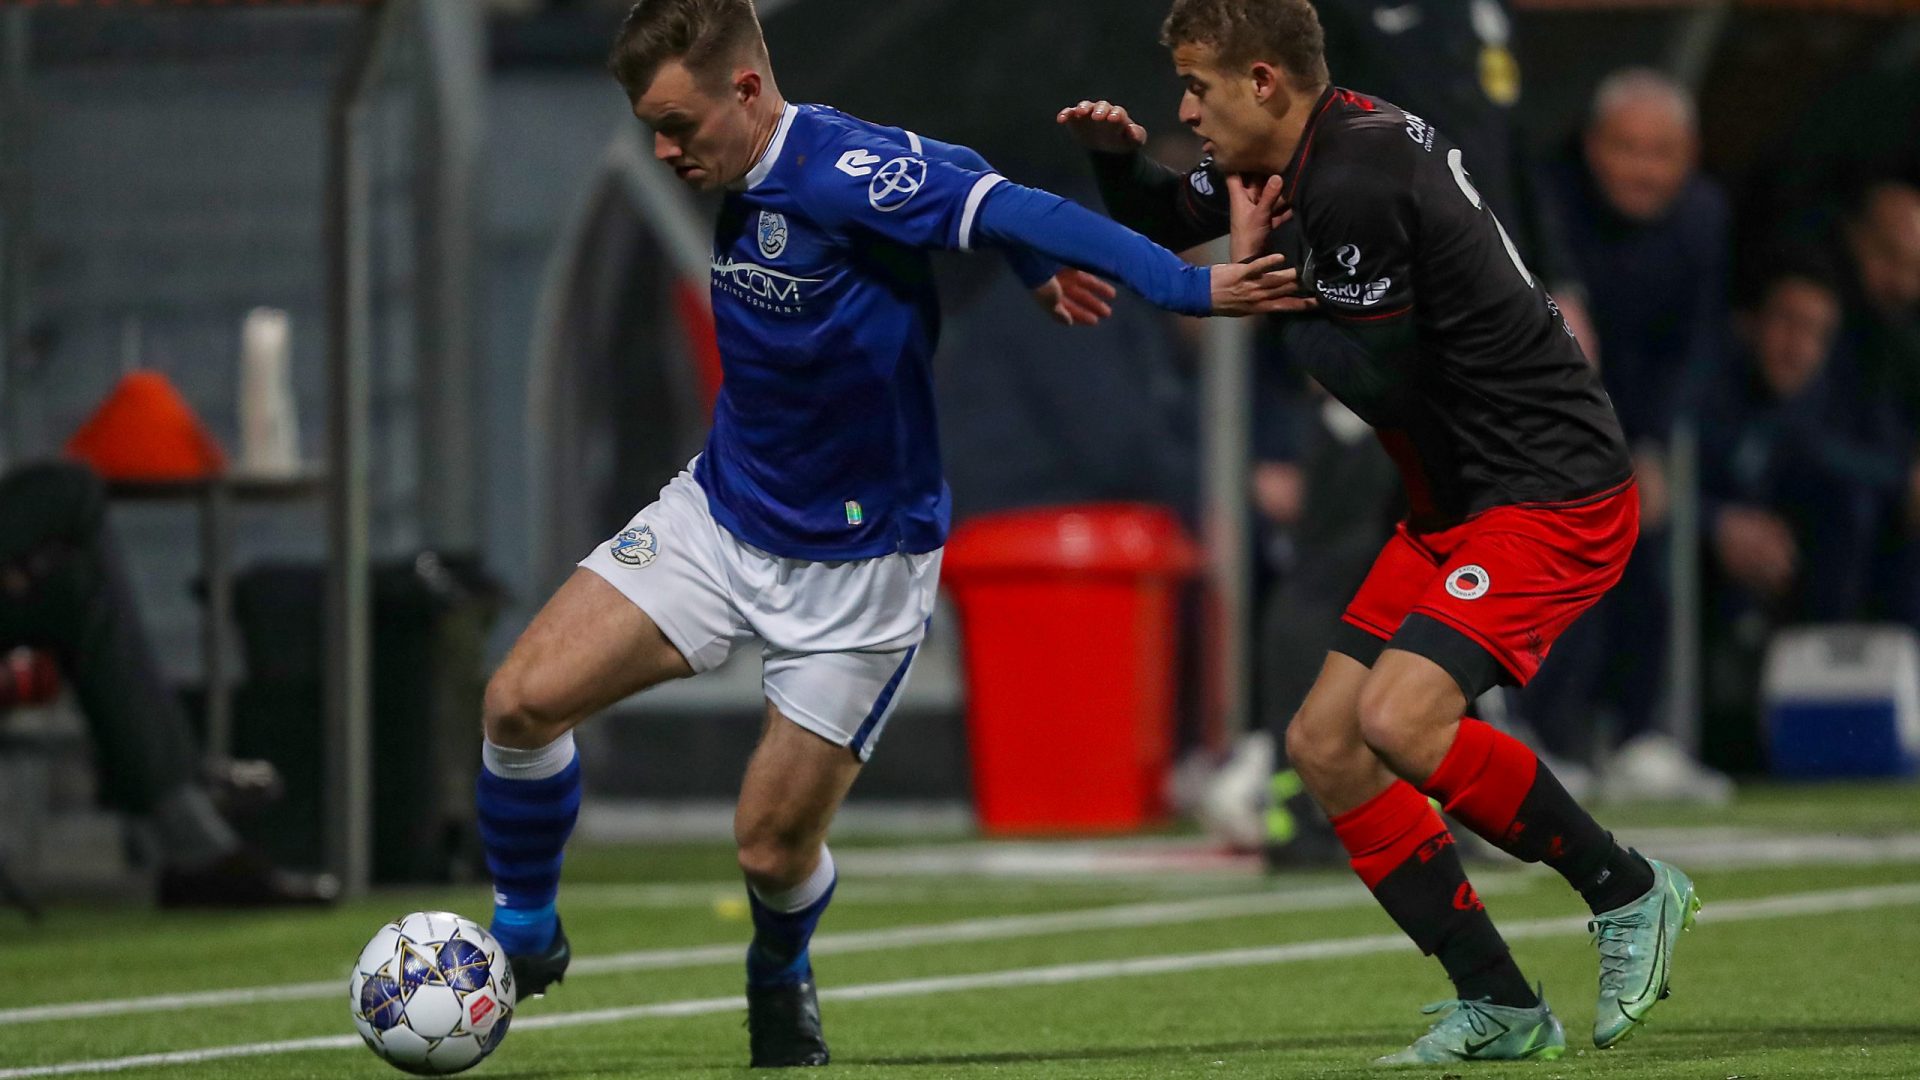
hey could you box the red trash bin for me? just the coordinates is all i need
[942,504,1202,834]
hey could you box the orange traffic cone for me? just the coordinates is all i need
[65,371,227,482]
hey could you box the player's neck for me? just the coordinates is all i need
[747,89,788,167]
[1259,84,1325,176]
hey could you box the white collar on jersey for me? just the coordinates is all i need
[736,103,799,191]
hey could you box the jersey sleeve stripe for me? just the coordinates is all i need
[906,130,924,154]
[958,173,1007,251]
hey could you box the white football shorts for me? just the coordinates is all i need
[578,461,941,760]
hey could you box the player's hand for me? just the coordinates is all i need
[1714,505,1798,597]
[1056,100,1148,154]
[1226,174,1291,264]
[1209,253,1315,317]
[1033,268,1118,327]
[1252,461,1306,526]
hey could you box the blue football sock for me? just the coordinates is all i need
[745,847,837,988]
[476,734,581,956]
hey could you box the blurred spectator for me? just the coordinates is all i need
[1554,68,1729,473]
[1836,183,1920,628]
[1695,266,1907,772]
[1737,28,1920,283]
[0,461,338,907]
[1524,69,1729,796]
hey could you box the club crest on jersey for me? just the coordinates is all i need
[869,156,927,212]
[757,211,789,260]
[1189,167,1215,196]
[1446,564,1491,600]
[610,524,659,568]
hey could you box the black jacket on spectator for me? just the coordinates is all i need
[1695,351,1904,624]
[1834,230,1920,446]
[1549,161,1731,448]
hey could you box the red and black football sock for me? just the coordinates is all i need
[1332,780,1536,1008]
[1420,718,1653,915]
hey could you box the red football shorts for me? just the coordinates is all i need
[1336,480,1640,697]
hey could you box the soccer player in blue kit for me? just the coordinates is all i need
[472,0,1306,1068]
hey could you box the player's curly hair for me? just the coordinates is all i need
[1161,0,1330,90]
[608,0,769,100]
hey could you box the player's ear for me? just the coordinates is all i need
[1250,62,1280,104]
[734,67,761,107]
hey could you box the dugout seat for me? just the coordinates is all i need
[0,647,69,918]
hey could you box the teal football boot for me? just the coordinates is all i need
[1375,990,1566,1065]
[1590,857,1701,1048]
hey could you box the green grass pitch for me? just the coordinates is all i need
[2,783,1917,1079]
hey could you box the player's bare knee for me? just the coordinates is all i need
[1355,676,1431,765]
[1289,707,1369,794]
[482,665,568,749]
[735,831,812,891]
[1285,710,1337,784]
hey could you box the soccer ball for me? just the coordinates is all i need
[350,911,516,1075]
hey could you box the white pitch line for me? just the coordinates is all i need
[14,822,1920,1029]
[11,827,1919,1030]
[837,829,1920,879]
[0,882,1914,1080]
[0,880,1411,1027]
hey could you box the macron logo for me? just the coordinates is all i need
[836,149,881,178]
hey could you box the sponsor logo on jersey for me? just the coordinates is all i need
[1316,274,1394,307]
[610,524,660,568]
[1336,244,1363,277]
[835,148,881,178]
[1404,113,1437,152]
[1446,564,1492,600]
[869,156,927,212]
[711,257,823,313]
[757,211,789,260]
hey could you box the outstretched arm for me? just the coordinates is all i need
[911,133,1055,286]
[973,179,1303,318]
[799,129,1299,317]
[1057,99,1230,253]
[914,132,1118,326]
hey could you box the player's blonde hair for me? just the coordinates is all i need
[608,0,770,100]
[1161,0,1330,91]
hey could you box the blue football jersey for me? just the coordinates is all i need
[696,103,1027,561]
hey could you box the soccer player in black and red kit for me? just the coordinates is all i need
[1058,0,1701,1064]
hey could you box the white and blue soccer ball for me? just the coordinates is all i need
[351,911,516,1075]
